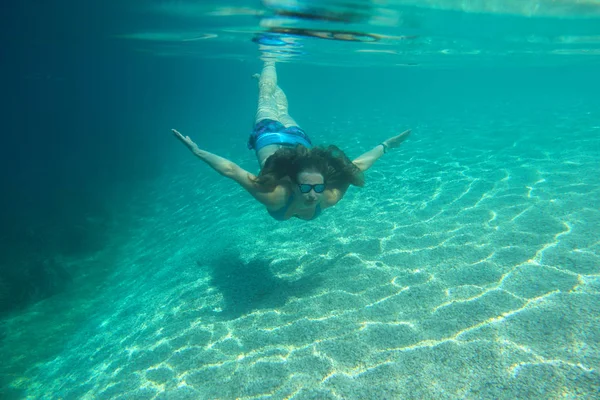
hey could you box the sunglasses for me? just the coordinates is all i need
[298,183,326,194]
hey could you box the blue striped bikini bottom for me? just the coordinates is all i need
[247,119,313,151]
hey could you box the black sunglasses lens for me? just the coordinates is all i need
[299,184,312,193]
[299,184,325,193]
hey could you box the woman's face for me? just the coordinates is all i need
[295,171,325,206]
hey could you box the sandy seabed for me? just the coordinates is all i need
[2,112,599,399]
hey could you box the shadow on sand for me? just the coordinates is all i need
[199,251,322,321]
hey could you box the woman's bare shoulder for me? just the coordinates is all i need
[266,182,292,210]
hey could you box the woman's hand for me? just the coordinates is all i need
[172,129,199,153]
[383,129,411,150]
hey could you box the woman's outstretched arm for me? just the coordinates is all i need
[172,129,237,176]
[352,129,411,172]
[323,129,411,207]
[172,129,284,207]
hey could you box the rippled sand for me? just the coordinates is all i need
[1,107,599,399]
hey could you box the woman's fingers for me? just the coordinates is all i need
[386,129,411,149]
[172,129,188,142]
[172,129,184,140]
[172,129,195,149]
[395,129,411,141]
[396,129,411,140]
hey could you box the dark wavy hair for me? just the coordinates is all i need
[252,145,365,190]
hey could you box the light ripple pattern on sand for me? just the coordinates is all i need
[2,107,599,399]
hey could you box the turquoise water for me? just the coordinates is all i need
[1,1,600,399]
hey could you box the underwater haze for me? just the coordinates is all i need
[1,0,599,399]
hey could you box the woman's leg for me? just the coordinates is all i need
[254,62,299,127]
[273,85,299,127]
[252,61,301,168]
[255,61,280,123]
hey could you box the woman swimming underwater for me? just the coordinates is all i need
[172,61,410,221]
